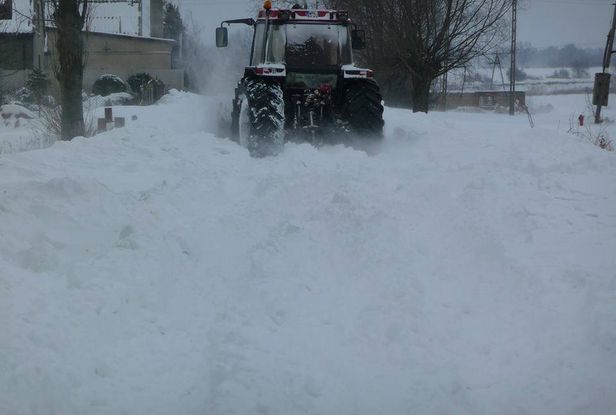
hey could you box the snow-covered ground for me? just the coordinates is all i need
[1,91,616,415]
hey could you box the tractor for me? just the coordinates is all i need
[216,1,384,157]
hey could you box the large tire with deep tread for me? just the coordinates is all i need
[237,76,285,157]
[342,79,384,138]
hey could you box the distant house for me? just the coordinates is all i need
[437,91,526,111]
[0,0,183,94]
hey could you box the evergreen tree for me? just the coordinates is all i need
[163,2,184,41]
[26,68,49,103]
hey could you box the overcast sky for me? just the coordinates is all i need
[7,0,613,49]
[178,0,613,49]
[518,0,612,48]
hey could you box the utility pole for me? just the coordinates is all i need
[490,53,506,91]
[490,54,498,89]
[137,0,143,36]
[509,0,517,116]
[32,0,46,70]
[594,2,616,124]
[440,72,448,111]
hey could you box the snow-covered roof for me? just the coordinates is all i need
[43,26,176,44]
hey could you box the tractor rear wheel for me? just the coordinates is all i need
[342,79,384,138]
[232,76,285,157]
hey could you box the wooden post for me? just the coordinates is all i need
[97,118,106,133]
[104,107,113,123]
[104,107,113,130]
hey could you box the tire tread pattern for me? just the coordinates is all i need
[342,79,385,137]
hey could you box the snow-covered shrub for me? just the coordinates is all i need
[568,115,614,152]
[26,68,49,103]
[507,67,529,81]
[0,104,36,128]
[0,79,7,106]
[127,73,166,105]
[571,60,590,79]
[127,73,153,95]
[548,69,570,79]
[34,100,98,140]
[92,74,128,97]
[595,132,614,151]
[86,92,134,108]
[6,86,56,110]
[35,104,62,138]
[9,86,31,104]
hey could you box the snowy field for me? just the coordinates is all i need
[447,67,601,95]
[1,91,616,415]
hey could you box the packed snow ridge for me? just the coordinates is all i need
[1,91,616,415]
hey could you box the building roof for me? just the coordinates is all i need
[43,26,175,44]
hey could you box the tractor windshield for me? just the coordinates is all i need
[251,22,351,68]
[286,23,351,69]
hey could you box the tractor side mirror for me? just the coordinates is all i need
[352,29,366,50]
[216,27,228,48]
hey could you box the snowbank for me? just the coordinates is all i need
[0,105,53,154]
[1,92,615,415]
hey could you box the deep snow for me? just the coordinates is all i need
[1,91,616,415]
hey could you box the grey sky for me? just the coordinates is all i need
[179,0,613,49]
[518,0,612,48]
[178,0,250,43]
[8,0,609,49]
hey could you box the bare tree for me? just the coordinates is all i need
[333,0,510,112]
[0,6,8,75]
[50,0,89,140]
[0,0,20,102]
[571,60,590,79]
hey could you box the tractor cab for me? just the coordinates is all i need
[216,3,368,78]
[216,1,383,157]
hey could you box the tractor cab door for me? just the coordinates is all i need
[251,22,286,66]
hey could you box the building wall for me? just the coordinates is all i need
[2,1,182,94]
[83,68,183,93]
[0,34,33,70]
[84,32,173,71]
[0,69,29,92]
[42,30,183,92]
[439,91,526,110]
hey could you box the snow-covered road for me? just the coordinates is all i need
[1,92,616,415]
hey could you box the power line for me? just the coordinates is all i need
[179,0,247,5]
[530,0,608,5]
